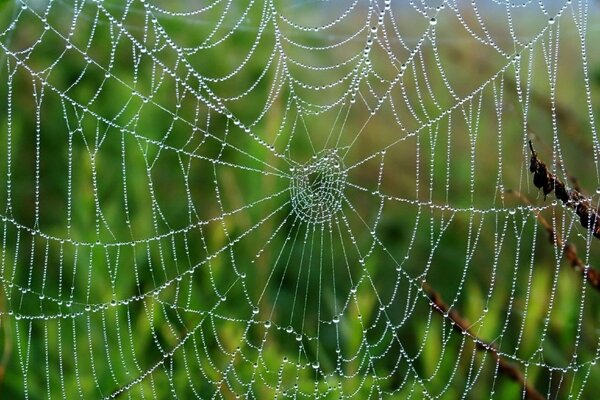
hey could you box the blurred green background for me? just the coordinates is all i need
[0,0,600,398]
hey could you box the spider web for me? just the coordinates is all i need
[0,0,599,398]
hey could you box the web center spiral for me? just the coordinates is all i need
[290,149,347,224]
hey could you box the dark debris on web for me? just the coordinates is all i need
[529,140,600,239]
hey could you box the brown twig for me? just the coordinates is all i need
[422,283,545,400]
[526,125,582,192]
[529,141,600,239]
[509,189,600,292]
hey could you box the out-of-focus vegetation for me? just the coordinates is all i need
[0,0,599,398]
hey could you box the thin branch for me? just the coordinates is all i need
[509,189,600,292]
[526,125,582,192]
[529,141,600,238]
[422,283,545,400]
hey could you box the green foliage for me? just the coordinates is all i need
[0,2,599,399]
